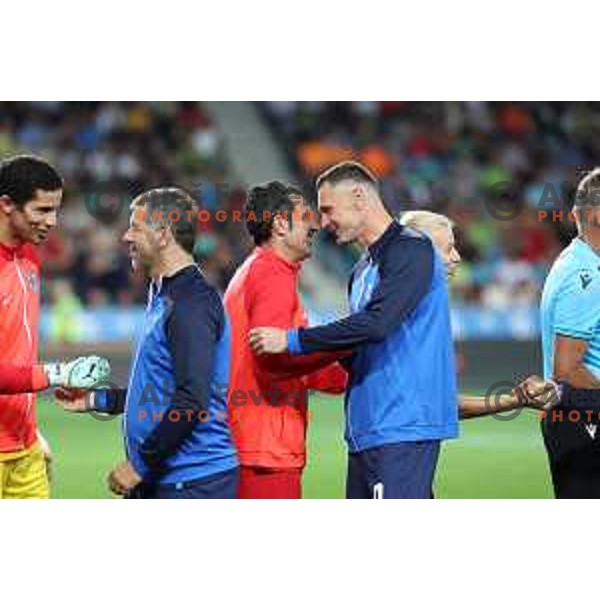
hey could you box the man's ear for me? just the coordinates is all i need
[0,195,15,216]
[351,183,368,211]
[271,212,290,238]
[159,226,173,249]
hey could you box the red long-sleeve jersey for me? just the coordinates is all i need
[224,246,347,469]
[0,363,47,394]
[0,242,49,453]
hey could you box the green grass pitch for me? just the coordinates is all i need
[37,392,553,499]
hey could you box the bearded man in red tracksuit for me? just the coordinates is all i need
[224,182,347,499]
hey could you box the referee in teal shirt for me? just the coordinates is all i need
[541,168,600,498]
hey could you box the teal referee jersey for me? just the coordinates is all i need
[541,237,600,380]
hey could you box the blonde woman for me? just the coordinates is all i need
[400,210,556,418]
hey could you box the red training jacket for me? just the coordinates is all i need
[224,246,347,469]
[0,242,48,453]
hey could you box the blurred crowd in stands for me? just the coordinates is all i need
[0,101,594,315]
[264,101,592,307]
[0,101,251,308]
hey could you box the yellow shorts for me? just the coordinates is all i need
[0,443,49,499]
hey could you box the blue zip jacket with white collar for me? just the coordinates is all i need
[287,221,459,452]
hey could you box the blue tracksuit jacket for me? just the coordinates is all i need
[95,264,238,484]
[287,221,459,452]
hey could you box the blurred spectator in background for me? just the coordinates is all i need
[0,101,591,310]
[48,279,84,344]
[263,101,591,308]
[0,101,249,307]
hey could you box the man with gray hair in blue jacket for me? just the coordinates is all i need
[249,161,458,499]
[59,187,238,498]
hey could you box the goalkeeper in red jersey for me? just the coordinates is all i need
[0,155,110,498]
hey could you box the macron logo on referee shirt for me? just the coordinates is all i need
[580,272,593,290]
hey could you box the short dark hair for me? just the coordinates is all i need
[574,167,600,231]
[316,160,378,190]
[0,155,63,207]
[133,187,197,254]
[245,181,304,246]
[575,167,600,209]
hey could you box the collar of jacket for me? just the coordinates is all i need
[0,241,28,261]
[151,263,199,296]
[367,220,402,261]
[254,245,302,274]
